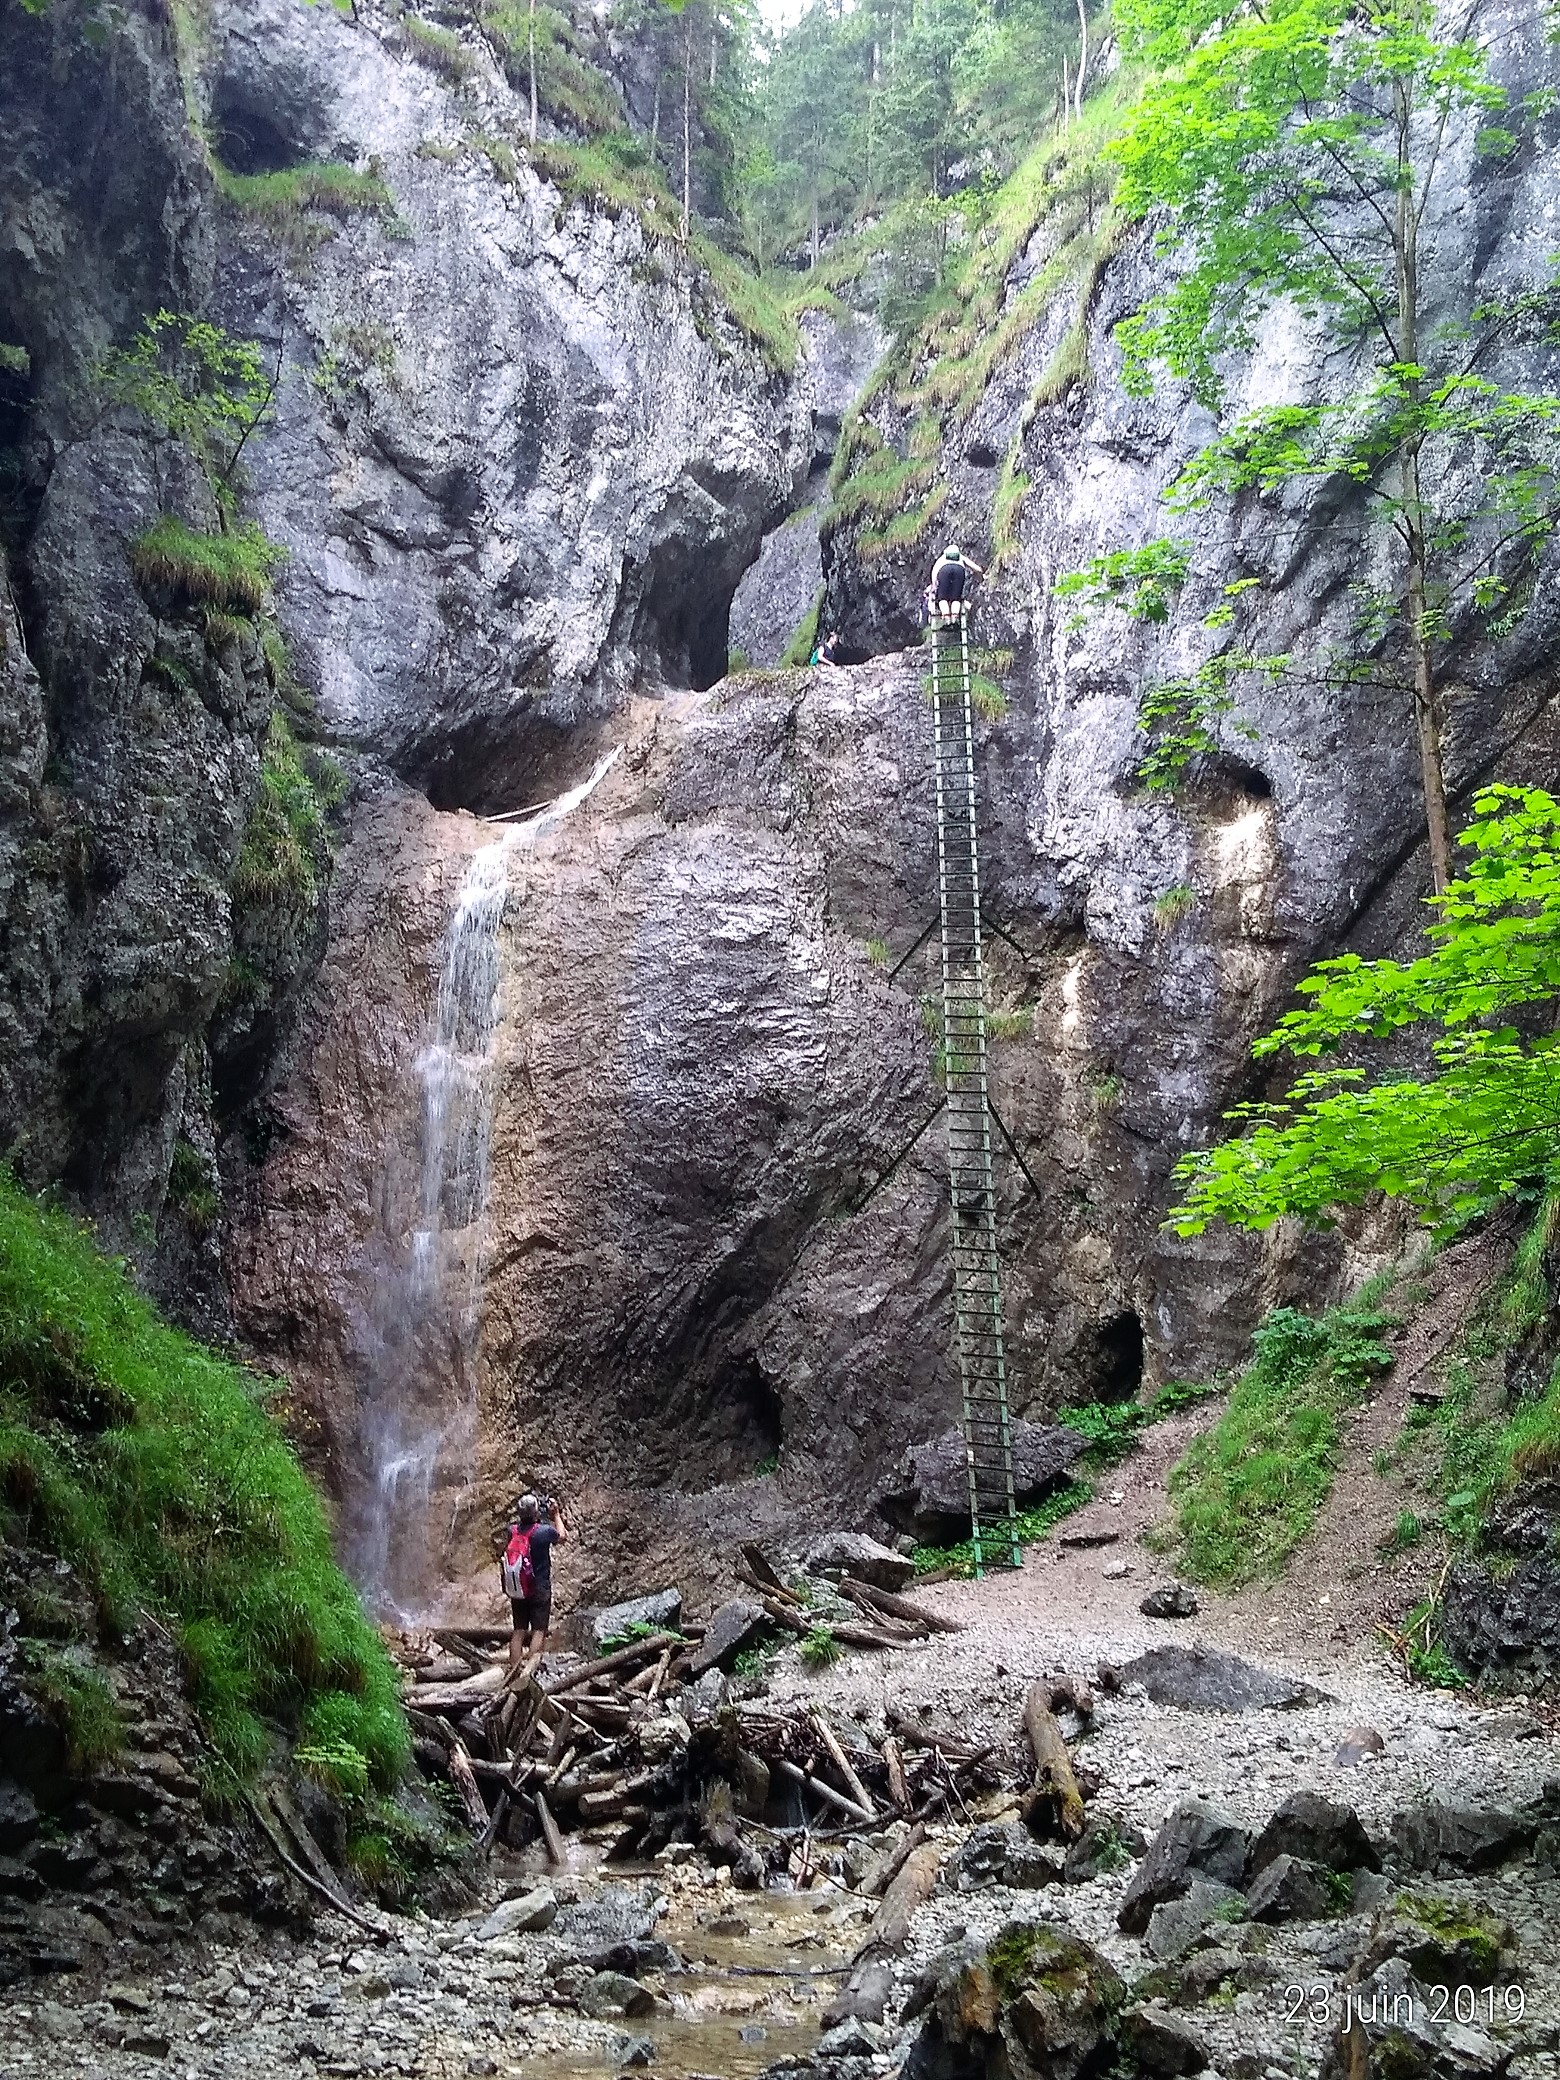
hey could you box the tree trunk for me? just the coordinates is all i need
[528,0,538,144]
[1022,1680,1086,1841]
[1074,0,1087,118]
[1403,463,1452,893]
[1392,78,1452,893]
[681,10,693,242]
[856,1843,941,1955]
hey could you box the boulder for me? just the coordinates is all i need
[955,1822,1064,1891]
[1152,1947,1280,2006]
[552,1885,661,1951]
[1118,1799,1251,1934]
[1065,1810,1147,1883]
[1144,1879,1246,1961]
[1140,1584,1199,1620]
[1390,1792,1536,1874]
[590,1589,683,1651]
[1115,1645,1331,1713]
[1320,1958,1512,2080]
[689,1599,767,1678]
[902,1922,1125,2080]
[801,1532,915,1592]
[1117,2004,1209,2076]
[476,1886,558,1940]
[579,1939,682,1976]
[1334,1725,1386,1768]
[880,1421,1088,1544]
[1249,1790,1381,1876]
[1244,1854,1334,1923]
[1358,1895,1514,1988]
[578,1970,656,2019]
[816,2019,885,2060]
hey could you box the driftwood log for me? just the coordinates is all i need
[824,1840,942,2025]
[881,1736,910,1812]
[1023,1678,1086,1840]
[446,1739,492,1835]
[811,1711,877,1817]
[839,1576,964,1634]
[543,1632,684,1697]
[771,1755,875,1826]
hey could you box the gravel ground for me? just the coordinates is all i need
[0,1863,853,2080]
[6,1431,1559,2080]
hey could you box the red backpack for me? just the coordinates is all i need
[501,1523,535,1600]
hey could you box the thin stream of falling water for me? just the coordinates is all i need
[348,748,622,1619]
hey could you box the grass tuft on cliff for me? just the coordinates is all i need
[212,158,397,226]
[0,1171,407,1787]
[235,713,346,914]
[130,515,286,615]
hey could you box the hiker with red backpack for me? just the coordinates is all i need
[501,1493,567,1674]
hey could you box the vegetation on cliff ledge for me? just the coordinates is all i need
[0,1171,407,1789]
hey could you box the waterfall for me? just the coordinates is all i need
[347,748,622,1620]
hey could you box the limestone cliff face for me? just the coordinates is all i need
[0,0,812,1327]
[16,0,1560,1624]
[207,0,813,812]
[234,677,953,1614]
[809,0,1560,1399]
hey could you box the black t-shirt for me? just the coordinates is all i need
[507,1522,559,1593]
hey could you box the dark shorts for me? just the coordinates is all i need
[510,1593,551,1634]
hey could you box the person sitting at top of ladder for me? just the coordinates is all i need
[928,543,984,625]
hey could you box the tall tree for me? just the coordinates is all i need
[1102,0,1560,890]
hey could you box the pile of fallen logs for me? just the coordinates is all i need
[389,1555,1094,1884]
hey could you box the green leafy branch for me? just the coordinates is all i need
[97,310,280,509]
[1171,787,1560,1234]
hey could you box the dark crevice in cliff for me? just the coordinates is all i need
[0,355,42,570]
[1092,1309,1145,1403]
[623,527,743,694]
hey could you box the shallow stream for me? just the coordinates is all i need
[521,1881,861,2080]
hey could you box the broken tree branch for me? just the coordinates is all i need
[1023,1678,1085,1841]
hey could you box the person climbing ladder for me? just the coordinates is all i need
[927,544,984,625]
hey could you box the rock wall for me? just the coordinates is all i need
[809,0,1560,1396]
[0,0,813,1329]
[0,0,260,1313]
[205,0,811,813]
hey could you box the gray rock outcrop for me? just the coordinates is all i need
[1116,1646,1332,1713]
[880,1419,1089,1544]
[1117,1797,1251,1934]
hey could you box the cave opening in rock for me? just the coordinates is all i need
[967,441,1000,468]
[1204,754,1273,801]
[211,85,305,177]
[630,540,736,692]
[1094,1309,1145,1404]
[679,1353,784,1488]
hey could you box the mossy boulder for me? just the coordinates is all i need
[1357,1893,1514,1989]
[902,1921,1125,2080]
